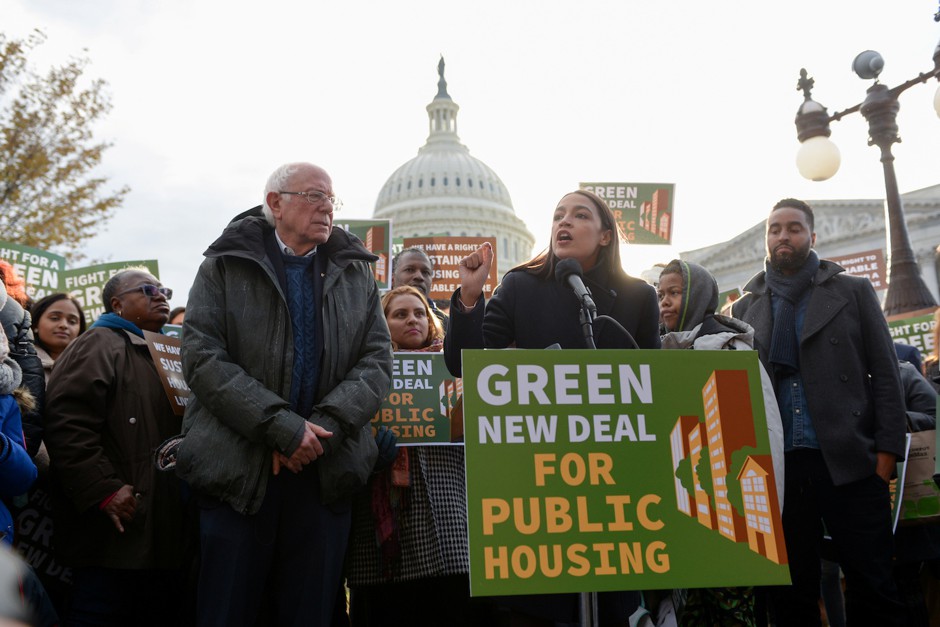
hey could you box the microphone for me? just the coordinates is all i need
[554,258,597,316]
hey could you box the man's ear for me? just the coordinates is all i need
[811,232,817,248]
[267,191,283,220]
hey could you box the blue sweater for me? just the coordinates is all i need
[283,254,321,420]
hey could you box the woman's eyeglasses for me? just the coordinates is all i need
[116,284,173,300]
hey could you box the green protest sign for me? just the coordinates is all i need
[897,431,940,524]
[334,219,392,289]
[462,349,790,596]
[579,183,675,244]
[61,260,160,324]
[887,309,936,357]
[371,353,463,445]
[0,240,66,300]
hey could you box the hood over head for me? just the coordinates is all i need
[663,259,719,332]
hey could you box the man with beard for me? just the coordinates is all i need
[732,198,906,626]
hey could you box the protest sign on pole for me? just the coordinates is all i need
[402,236,497,301]
[717,287,743,315]
[0,240,66,300]
[371,353,463,445]
[828,249,887,290]
[143,330,190,416]
[61,260,160,324]
[887,308,937,357]
[578,183,676,245]
[334,219,392,289]
[461,349,790,596]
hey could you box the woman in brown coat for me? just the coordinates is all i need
[44,269,185,626]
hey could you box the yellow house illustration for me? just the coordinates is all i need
[737,455,788,565]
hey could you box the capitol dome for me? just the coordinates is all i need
[373,58,535,277]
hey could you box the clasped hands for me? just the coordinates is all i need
[272,421,333,475]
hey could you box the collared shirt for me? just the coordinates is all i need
[274,230,317,257]
[770,289,820,451]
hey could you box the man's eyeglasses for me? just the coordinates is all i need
[279,190,343,211]
[116,284,173,300]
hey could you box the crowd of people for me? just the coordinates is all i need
[0,161,937,626]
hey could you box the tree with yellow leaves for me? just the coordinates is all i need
[0,29,128,256]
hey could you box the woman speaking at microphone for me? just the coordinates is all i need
[444,189,660,371]
[443,189,660,627]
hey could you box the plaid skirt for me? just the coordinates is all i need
[346,446,469,585]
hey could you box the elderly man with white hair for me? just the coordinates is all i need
[179,162,392,627]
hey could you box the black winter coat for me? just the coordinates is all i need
[732,261,906,485]
[45,327,184,569]
[179,212,392,514]
[444,261,661,377]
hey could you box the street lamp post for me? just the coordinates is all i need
[792,12,940,316]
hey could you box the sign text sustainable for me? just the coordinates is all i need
[144,330,190,416]
[402,236,498,302]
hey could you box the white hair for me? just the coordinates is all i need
[262,163,305,226]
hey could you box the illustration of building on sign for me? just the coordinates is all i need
[639,188,672,241]
[657,210,671,241]
[439,377,462,417]
[669,369,785,564]
[670,416,701,517]
[670,416,717,530]
[703,370,755,542]
[365,225,385,252]
[365,226,388,283]
[738,455,787,565]
[439,377,463,442]
[689,421,715,529]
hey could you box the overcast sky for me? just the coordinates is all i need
[6,0,940,307]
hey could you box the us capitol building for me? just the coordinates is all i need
[372,59,535,278]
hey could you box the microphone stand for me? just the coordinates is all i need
[578,291,598,627]
[579,585,600,626]
[579,295,597,350]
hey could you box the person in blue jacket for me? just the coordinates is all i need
[0,332,38,544]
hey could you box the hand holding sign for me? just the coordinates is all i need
[458,242,493,309]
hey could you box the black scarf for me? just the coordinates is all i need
[764,250,819,374]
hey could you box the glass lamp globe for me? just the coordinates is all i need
[934,83,940,119]
[796,136,841,181]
